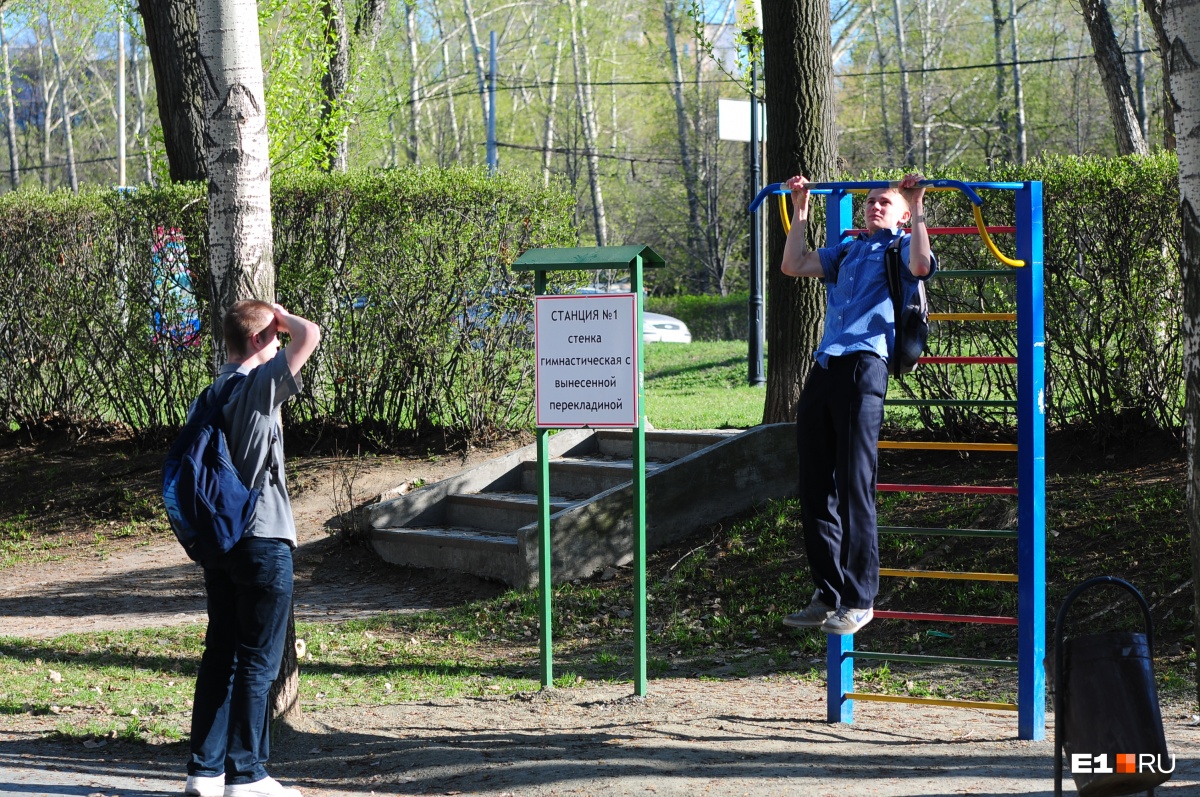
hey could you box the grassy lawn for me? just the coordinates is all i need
[642,341,765,429]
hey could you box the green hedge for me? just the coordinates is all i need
[0,168,578,442]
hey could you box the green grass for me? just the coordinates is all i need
[642,341,765,429]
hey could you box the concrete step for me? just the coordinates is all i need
[593,429,740,461]
[444,492,578,532]
[371,526,523,584]
[519,457,667,497]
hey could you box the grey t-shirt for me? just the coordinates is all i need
[208,349,302,546]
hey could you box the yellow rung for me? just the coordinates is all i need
[877,441,1017,452]
[845,692,1018,711]
[928,312,1016,322]
[880,568,1019,583]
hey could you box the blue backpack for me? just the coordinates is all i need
[162,374,262,562]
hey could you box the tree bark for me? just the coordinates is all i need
[137,0,206,182]
[404,1,422,164]
[664,0,705,292]
[320,0,350,172]
[1009,0,1029,164]
[541,36,563,187]
[567,0,608,246]
[1141,0,1176,149]
[868,0,895,167]
[889,0,916,166]
[196,0,296,721]
[761,0,838,423]
[1080,0,1149,155]
[46,17,77,193]
[1156,0,1200,711]
[1,21,19,189]
[991,0,1010,162]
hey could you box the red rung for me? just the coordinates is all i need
[920,355,1017,365]
[843,227,1016,236]
[878,483,1018,495]
[874,610,1018,626]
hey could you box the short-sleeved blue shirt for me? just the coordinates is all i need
[813,227,936,368]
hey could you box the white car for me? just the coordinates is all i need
[643,311,692,344]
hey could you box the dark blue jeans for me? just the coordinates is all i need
[189,536,293,784]
[795,352,887,611]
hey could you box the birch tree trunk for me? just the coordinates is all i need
[36,39,53,189]
[404,1,422,164]
[890,0,916,166]
[991,0,1010,162]
[567,0,608,246]
[196,0,298,722]
[1,21,19,189]
[868,0,895,167]
[1141,0,1176,150]
[131,37,155,183]
[762,0,838,423]
[1079,0,1149,155]
[463,0,490,145]
[47,17,78,193]
[1157,0,1200,710]
[664,0,705,291]
[1009,0,1028,164]
[541,36,563,186]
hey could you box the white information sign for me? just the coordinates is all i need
[718,98,767,142]
[535,293,638,428]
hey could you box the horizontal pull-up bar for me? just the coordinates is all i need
[748,178,1025,213]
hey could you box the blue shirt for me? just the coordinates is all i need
[814,227,936,369]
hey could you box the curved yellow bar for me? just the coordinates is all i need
[880,567,1019,582]
[973,205,1025,267]
[845,692,1018,711]
[877,441,1018,452]
[778,193,791,234]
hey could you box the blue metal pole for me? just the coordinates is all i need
[1016,181,1046,741]
[824,189,856,723]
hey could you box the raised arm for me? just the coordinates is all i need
[273,304,321,378]
[900,173,932,277]
[780,175,825,278]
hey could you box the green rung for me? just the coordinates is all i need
[886,399,1018,409]
[938,269,1017,278]
[849,650,1019,668]
[879,526,1018,539]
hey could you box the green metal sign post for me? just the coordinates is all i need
[514,245,664,696]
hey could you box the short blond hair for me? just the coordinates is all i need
[223,299,274,357]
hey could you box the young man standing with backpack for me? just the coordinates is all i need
[778,174,934,636]
[185,300,320,797]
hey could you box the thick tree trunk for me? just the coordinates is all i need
[1,22,19,189]
[1080,0,1149,155]
[761,0,838,423]
[1157,0,1200,711]
[137,0,206,182]
[196,0,296,721]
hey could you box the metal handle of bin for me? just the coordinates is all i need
[1053,576,1156,797]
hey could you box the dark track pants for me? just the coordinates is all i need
[795,352,887,611]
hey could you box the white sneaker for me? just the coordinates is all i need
[782,590,835,628]
[185,774,225,797]
[224,776,302,797]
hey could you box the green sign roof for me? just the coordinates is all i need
[513,244,665,271]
